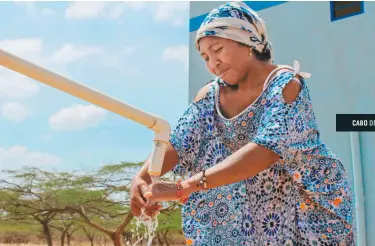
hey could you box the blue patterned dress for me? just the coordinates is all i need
[169,67,355,245]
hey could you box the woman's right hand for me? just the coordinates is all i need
[130,176,161,217]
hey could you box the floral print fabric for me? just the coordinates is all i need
[169,68,355,245]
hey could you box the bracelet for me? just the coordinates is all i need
[196,170,208,191]
[176,180,183,198]
[176,180,188,204]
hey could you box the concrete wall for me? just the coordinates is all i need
[189,1,374,245]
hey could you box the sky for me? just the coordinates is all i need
[0,1,190,172]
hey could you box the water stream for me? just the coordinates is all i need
[130,176,160,246]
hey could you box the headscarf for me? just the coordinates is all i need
[195,2,274,63]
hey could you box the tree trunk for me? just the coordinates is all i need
[111,232,123,246]
[164,237,171,246]
[42,222,53,246]
[156,232,164,246]
[86,235,95,246]
[82,226,95,246]
[163,230,171,246]
[66,234,71,246]
[60,230,66,246]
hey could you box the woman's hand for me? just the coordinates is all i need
[145,179,197,203]
[130,176,162,217]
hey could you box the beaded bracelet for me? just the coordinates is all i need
[196,170,208,191]
[176,180,188,204]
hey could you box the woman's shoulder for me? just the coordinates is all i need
[175,80,216,122]
[269,62,311,84]
[193,80,215,103]
[265,63,312,104]
[263,70,302,104]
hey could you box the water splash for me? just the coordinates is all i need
[131,176,160,246]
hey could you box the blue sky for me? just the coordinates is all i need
[0,1,190,172]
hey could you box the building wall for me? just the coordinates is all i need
[189,1,374,245]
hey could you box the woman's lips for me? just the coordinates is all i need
[219,68,229,77]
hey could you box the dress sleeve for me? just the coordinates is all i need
[252,71,305,163]
[169,103,202,176]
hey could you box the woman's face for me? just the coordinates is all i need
[199,36,252,85]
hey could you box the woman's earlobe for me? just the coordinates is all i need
[249,49,253,57]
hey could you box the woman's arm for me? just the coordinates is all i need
[136,143,179,184]
[148,142,280,202]
[183,143,279,193]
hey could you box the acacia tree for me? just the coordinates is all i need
[0,162,179,246]
[61,162,138,246]
[82,225,96,246]
[0,166,128,246]
[43,162,143,246]
[66,162,177,246]
[50,215,79,246]
[0,168,72,246]
[0,165,130,246]
[154,206,182,246]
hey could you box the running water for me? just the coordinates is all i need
[131,176,160,246]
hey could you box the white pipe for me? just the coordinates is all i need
[0,49,170,177]
[349,132,367,245]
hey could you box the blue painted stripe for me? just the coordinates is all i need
[189,1,287,32]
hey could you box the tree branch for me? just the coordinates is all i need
[118,213,133,233]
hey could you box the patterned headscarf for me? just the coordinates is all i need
[195,2,274,63]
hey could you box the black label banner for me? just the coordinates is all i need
[336,114,375,132]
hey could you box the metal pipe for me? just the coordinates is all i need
[350,132,367,245]
[0,49,170,177]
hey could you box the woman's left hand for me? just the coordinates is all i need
[144,180,196,203]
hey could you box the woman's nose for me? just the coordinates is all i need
[209,57,221,70]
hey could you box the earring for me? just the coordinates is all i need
[249,49,253,57]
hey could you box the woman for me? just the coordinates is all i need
[130,2,355,245]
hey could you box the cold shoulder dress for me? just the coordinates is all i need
[169,65,355,246]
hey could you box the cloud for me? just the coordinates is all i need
[0,72,40,100]
[99,49,138,76]
[49,104,107,131]
[14,1,38,17]
[107,4,125,19]
[162,45,189,71]
[125,2,147,10]
[0,38,43,100]
[51,44,103,64]
[0,145,63,169]
[15,2,57,18]
[0,38,43,58]
[65,2,106,19]
[154,2,189,26]
[1,102,31,122]
[65,2,125,20]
